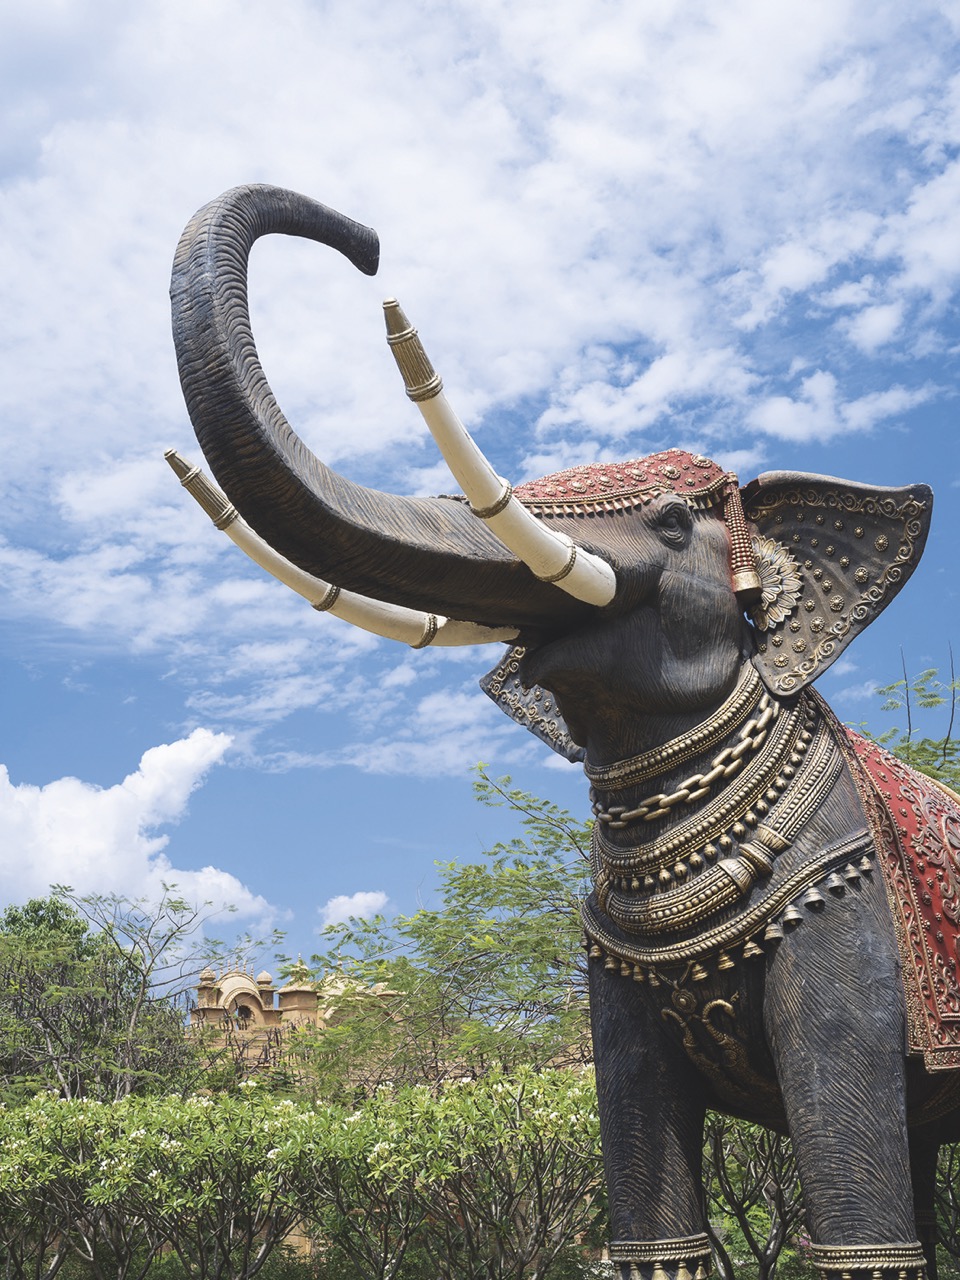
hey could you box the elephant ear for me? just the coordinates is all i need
[740,472,932,697]
[480,647,586,763]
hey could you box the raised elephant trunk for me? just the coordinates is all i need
[170,184,596,630]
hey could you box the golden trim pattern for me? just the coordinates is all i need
[591,698,809,877]
[609,1233,713,1277]
[538,541,578,583]
[807,1242,925,1273]
[312,583,341,612]
[582,830,872,969]
[609,1236,712,1262]
[592,693,777,828]
[470,483,513,520]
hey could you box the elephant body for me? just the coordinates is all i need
[581,670,960,1280]
[167,184,957,1280]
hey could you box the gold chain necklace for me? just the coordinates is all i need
[585,664,764,790]
[592,692,778,827]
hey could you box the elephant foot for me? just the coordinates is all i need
[609,1234,712,1280]
[807,1241,927,1280]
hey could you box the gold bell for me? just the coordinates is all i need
[824,873,846,896]
[764,919,784,942]
[632,966,646,983]
[717,950,735,970]
[842,863,861,884]
[782,903,803,927]
[743,938,764,960]
[604,955,619,971]
[589,943,604,960]
[620,960,633,977]
[801,886,826,911]
[858,855,873,874]
[691,962,709,981]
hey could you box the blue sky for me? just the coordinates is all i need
[1,0,959,964]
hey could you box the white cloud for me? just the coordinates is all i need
[833,679,882,704]
[841,301,904,353]
[748,370,934,442]
[318,890,389,927]
[0,728,270,917]
[825,657,858,679]
[2,0,960,784]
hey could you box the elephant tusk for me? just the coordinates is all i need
[164,451,519,650]
[383,299,618,608]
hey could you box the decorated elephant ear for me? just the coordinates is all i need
[741,472,933,696]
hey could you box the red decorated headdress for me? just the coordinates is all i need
[514,448,761,601]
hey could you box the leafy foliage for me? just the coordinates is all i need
[0,1071,602,1280]
[290,770,592,1097]
[0,880,290,1110]
[862,656,960,790]
[0,887,227,1104]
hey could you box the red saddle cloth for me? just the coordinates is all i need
[843,728,960,1070]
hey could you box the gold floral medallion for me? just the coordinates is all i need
[749,535,803,631]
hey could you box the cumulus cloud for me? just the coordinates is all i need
[2,0,960,783]
[841,301,904,354]
[0,728,269,917]
[318,890,389,927]
[747,370,934,442]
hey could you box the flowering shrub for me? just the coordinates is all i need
[0,1070,603,1280]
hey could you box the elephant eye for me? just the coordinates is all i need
[656,502,692,544]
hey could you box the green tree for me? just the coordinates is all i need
[866,655,960,790]
[0,887,217,1103]
[704,1113,805,1280]
[292,770,592,1096]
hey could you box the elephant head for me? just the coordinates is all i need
[169,184,932,765]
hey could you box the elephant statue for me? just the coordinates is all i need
[167,185,960,1280]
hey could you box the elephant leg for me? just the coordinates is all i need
[589,961,710,1280]
[909,1131,939,1280]
[764,870,925,1277]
